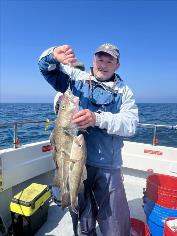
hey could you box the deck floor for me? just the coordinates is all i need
[35,174,147,236]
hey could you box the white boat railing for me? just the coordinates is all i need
[138,123,177,129]
[0,119,55,149]
[0,120,177,149]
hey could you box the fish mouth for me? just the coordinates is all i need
[65,90,79,104]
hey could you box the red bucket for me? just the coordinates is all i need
[146,174,177,209]
[131,218,151,236]
[164,217,177,236]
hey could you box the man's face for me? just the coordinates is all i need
[93,53,119,81]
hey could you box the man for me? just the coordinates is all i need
[39,43,139,236]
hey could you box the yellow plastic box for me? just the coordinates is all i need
[10,183,52,236]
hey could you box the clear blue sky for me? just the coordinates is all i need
[1,0,177,103]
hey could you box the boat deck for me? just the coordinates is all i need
[35,171,147,236]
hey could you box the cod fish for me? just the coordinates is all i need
[69,134,86,211]
[53,90,86,210]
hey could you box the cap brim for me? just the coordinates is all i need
[95,49,117,59]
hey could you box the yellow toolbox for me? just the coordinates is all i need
[10,183,52,236]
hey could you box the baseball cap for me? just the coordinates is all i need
[95,43,120,60]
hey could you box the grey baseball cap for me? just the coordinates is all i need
[95,43,120,60]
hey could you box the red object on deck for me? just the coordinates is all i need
[164,217,177,236]
[42,145,53,152]
[15,138,20,145]
[153,136,159,145]
[146,174,177,209]
[130,218,151,236]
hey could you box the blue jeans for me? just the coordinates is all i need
[78,165,130,236]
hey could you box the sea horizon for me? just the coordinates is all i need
[0,103,177,149]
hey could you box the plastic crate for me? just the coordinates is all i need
[146,174,177,209]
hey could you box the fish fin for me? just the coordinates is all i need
[61,191,70,209]
[82,165,87,181]
[78,166,87,193]
[71,197,79,214]
[64,128,77,137]
[78,184,84,193]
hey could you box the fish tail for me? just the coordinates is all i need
[61,191,70,209]
[71,207,78,215]
[71,197,79,214]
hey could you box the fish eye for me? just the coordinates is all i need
[61,105,65,109]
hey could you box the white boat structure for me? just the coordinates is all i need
[0,121,177,235]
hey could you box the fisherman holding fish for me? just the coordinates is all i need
[39,43,139,236]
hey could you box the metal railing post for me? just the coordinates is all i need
[153,125,157,146]
[13,123,17,149]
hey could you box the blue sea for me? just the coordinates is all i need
[0,103,177,149]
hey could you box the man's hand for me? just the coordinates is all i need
[72,109,96,129]
[53,45,77,64]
